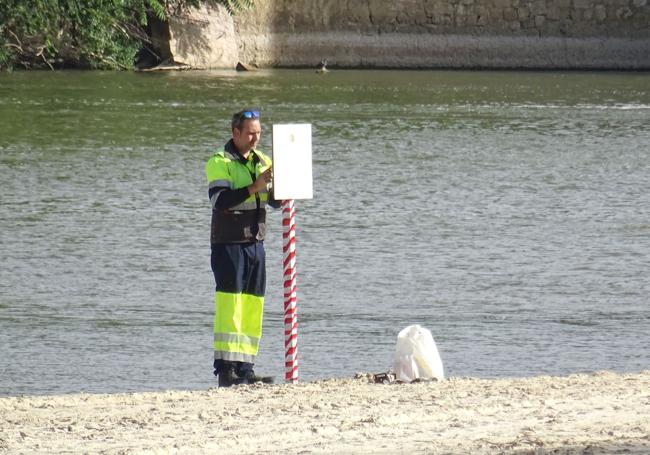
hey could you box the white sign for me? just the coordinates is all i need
[272,124,313,200]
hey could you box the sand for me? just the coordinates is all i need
[1,370,649,454]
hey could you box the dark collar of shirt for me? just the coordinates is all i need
[225,139,259,166]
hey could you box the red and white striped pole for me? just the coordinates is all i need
[282,199,299,382]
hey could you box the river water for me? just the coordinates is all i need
[1,70,648,396]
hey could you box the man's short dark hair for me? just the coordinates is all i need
[231,110,260,131]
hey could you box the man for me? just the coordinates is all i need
[205,109,279,387]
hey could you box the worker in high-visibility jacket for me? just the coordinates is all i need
[205,109,280,387]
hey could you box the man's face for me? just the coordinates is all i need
[233,119,261,155]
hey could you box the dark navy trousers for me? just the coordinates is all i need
[211,242,266,377]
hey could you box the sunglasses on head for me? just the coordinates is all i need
[241,110,260,119]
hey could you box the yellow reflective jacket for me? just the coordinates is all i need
[206,140,272,244]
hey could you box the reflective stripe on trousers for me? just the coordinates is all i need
[213,291,263,362]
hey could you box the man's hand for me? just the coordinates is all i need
[248,167,272,195]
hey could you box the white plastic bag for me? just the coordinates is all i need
[392,324,444,382]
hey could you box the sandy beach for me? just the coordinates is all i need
[1,370,648,454]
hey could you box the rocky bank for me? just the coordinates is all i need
[152,0,649,69]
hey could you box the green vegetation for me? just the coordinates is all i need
[0,0,253,70]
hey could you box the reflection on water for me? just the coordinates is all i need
[1,70,649,395]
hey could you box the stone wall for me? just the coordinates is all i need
[238,0,649,37]
[164,0,650,69]
[165,3,238,68]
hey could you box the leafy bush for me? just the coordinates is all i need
[0,0,253,70]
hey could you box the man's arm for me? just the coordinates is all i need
[208,168,272,210]
[210,186,249,210]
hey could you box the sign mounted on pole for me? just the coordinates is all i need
[272,123,313,383]
[272,124,313,200]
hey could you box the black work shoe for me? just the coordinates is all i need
[218,365,237,387]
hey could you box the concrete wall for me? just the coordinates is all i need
[166,2,239,68]
[165,0,650,69]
